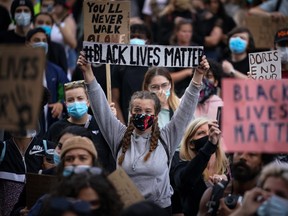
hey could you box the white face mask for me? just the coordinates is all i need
[278,47,288,64]
[32,42,49,54]
[14,12,31,26]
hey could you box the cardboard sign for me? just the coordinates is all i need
[83,41,204,67]
[249,50,282,80]
[222,79,288,153]
[26,173,58,208]
[83,0,130,44]
[108,167,144,208]
[0,45,45,131]
[244,16,288,49]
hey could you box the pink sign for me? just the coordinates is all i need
[222,79,288,153]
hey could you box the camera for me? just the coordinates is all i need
[224,195,242,209]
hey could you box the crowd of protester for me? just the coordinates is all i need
[0,0,288,215]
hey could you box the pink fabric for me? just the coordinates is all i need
[195,95,223,120]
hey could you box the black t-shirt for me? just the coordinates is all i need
[229,55,250,75]
[44,117,116,172]
[111,65,149,124]
[0,30,26,44]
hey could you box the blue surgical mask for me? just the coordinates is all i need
[32,42,48,54]
[130,38,146,45]
[67,101,88,119]
[14,12,31,26]
[53,151,61,165]
[39,25,52,36]
[257,195,288,216]
[278,47,288,64]
[62,165,92,177]
[229,37,247,54]
[165,89,171,99]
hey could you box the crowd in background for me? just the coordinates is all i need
[0,0,288,215]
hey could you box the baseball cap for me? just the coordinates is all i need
[274,28,288,44]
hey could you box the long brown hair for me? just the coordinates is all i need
[142,67,180,112]
[118,91,161,165]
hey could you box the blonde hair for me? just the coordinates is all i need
[258,161,288,188]
[179,117,229,181]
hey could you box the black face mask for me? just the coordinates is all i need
[191,135,209,152]
[132,113,155,131]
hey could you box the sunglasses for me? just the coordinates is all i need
[49,197,91,214]
[63,166,103,177]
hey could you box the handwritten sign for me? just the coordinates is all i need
[222,79,288,153]
[83,41,204,67]
[244,15,288,49]
[108,168,144,208]
[26,173,57,208]
[0,45,45,131]
[249,50,282,80]
[84,0,130,44]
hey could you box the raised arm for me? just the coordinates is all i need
[77,51,127,155]
[161,56,209,154]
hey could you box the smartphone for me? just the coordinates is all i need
[216,106,222,130]
[45,152,54,164]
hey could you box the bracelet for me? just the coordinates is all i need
[192,79,202,87]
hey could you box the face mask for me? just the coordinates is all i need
[32,42,49,54]
[198,78,217,104]
[62,165,92,177]
[257,195,288,216]
[130,38,146,45]
[132,113,155,131]
[278,47,288,64]
[229,37,247,54]
[14,12,31,26]
[39,25,52,36]
[53,151,61,165]
[191,135,209,152]
[41,4,54,13]
[67,101,88,119]
[165,89,171,99]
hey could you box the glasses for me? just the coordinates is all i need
[148,82,170,92]
[49,197,91,214]
[64,80,85,91]
[63,166,102,177]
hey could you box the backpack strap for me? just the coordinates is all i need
[159,136,170,166]
[0,141,6,164]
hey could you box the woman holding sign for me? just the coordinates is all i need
[77,51,209,213]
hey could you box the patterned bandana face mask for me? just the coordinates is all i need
[132,114,155,131]
[198,78,217,104]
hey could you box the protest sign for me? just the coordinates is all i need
[83,41,204,67]
[249,50,282,80]
[26,173,57,208]
[244,15,288,49]
[0,45,45,131]
[83,0,130,44]
[108,167,144,208]
[222,79,288,153]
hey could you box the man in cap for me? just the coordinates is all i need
[0,0,34,43]
[274,28,288,79]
